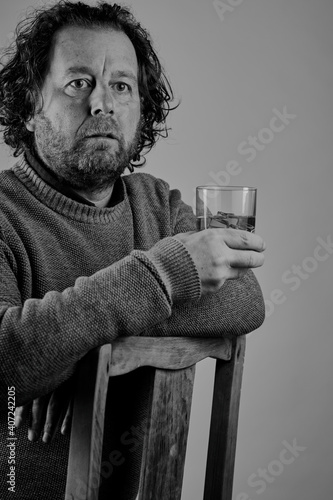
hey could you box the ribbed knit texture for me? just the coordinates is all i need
[0,159,265,499]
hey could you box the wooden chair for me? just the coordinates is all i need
[65,335,246,500]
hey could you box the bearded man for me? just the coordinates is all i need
[0,2,265,499]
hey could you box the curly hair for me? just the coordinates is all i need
[0,1,177,166]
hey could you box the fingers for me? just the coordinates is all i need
[212,228,266,252]
[42,392,61,443]
[174,228,266,295]
[200,228,265,271]
[61,398,73,436]
[229,248,265,269]
[16,379,75,443]
[28,395,50,442]
[15,404,31,429]
[43,387,73,443]
[224,267,249,280]
[43,378,74,443]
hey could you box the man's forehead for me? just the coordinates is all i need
[49,25,138,74]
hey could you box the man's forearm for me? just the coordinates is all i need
[0,237,201,406]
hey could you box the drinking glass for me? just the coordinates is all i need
[196,186,257,233]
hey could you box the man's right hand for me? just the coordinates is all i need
[15,378,74,443]
[174,228,266,295]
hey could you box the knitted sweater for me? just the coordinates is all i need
[0,158,265,499]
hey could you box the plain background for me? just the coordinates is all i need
[0,0,332,499]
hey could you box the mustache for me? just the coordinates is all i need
[78,118,121,140]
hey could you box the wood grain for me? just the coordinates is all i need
[203,336,246,500]
[109,336,232,376]
[65,344,111,500]
[137,365,196,500]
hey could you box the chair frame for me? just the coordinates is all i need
[65,335,246,500]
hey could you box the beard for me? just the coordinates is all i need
[31,113,141,193]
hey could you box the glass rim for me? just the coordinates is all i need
[196,185,257,191]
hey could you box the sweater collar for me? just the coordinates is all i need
[13,155,128,224]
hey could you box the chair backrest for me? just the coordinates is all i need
[65,335,246,500]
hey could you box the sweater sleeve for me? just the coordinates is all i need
[141,270,265,338]
[0,236,201,406]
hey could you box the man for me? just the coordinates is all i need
[0,1,265,498]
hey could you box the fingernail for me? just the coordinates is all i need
[42,432,51,444]
[28,430,37,442]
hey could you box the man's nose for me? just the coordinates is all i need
[89,85,115,116]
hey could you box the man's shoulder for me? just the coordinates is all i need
[122,171,171,193]
[0,167,19,203]
[0,163,34,230]
[0,166,15,182]
[122,171,181,208]
[121,171,194,234]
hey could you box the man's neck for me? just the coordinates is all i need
[73,186,114,208]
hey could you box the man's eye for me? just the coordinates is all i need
[69,79,91,90]
[114,82,130,93]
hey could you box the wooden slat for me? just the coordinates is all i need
[109,337,232,376]
[203,336,246,500]
[137,365,196,500]
[65,344,112,500]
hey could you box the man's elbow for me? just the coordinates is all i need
[239,296,265,335]
[236,271,266,335]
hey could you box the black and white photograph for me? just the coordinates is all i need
[0,1,332,499]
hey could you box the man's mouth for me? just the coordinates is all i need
[86,133,117,140]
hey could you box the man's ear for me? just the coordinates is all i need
[25,117,36,132]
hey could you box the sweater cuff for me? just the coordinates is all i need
[132,236,201,304]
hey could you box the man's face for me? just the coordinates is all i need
[26,26,141,191]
